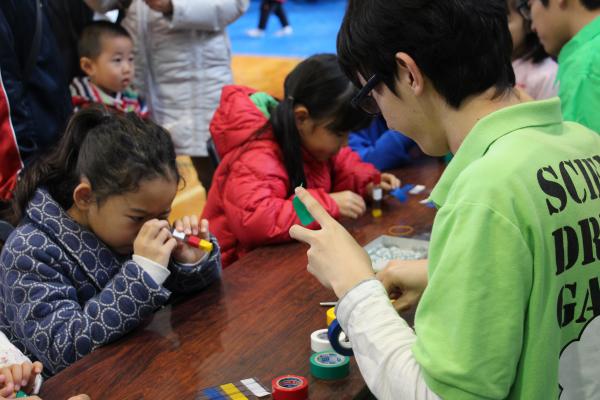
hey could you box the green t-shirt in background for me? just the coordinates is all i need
[557,16,600,134]
[412,99,600,399]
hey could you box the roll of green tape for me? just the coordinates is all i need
[310,351,350,380]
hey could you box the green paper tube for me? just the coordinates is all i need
[293,195,315,226]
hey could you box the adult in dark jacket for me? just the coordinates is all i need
[46,0,95,83]
[46,0,133,83]
[0,0,72,200]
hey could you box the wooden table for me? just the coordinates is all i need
[41,157,444,400]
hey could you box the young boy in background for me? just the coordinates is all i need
[70,21,147,117]
[529,0,600,133]
[508,0,558,100]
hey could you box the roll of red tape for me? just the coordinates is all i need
[271,375,309,400]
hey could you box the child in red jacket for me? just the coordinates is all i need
[203,54,400,266]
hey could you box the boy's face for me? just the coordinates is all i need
[530,0,570,56]
[359,72,448,157]
[83,35,135,94]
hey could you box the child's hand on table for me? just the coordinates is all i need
[330,191,366,219]
[367,173,401,193]
[0,361,42,398]
[380,173,401,191]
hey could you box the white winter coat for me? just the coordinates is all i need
[120,0,249,156]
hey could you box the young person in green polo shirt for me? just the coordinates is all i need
[529,0,600,133]
[289,0,600,399]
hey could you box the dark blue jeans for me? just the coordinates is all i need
[259,0,289,29]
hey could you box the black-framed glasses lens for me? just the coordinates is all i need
[358,96,380,115]
[351,74,381,115]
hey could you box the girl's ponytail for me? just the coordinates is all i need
[270,54,371,197]
[271,97,307,195]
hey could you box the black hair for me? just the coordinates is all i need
[7,106,179,225]
[270,54,371,195]
[337,0,516,109]
[508,0,552,63]
[78,20,132,59]
[540,0,600,9]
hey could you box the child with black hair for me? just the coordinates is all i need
[508,0,558,99]
[530,0,600,132]
[202,54,400,267]
[70,21,147,116]
[288,0,600,399]
[0,107,221,376]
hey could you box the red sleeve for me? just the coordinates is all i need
[223,148,340,248]
[331,146,380,197]
[0,68,22,200]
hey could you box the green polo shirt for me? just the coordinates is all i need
[557,16,600,134]
[412,99,600,399]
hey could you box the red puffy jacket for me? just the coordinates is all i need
[202,85,379,267]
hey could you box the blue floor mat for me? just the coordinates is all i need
[229,0,347,58]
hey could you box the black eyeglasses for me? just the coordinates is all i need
[517,0,531,21]
[351,74,381,115]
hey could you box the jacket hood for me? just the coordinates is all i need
[210,85,279,158]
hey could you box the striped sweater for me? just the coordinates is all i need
[70,76,148,117]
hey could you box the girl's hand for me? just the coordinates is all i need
[133,219,177,267]
[0,361,43,397]
[366,173,402,194]
[172,217,210,264]
[380,173,401,191]
[330,191,366,219]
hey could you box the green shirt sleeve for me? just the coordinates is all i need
[559,71,600,134]
[412,202,533,399]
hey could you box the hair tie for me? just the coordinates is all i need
[388,225,415,237]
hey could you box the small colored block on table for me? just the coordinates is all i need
[197,378,270,400]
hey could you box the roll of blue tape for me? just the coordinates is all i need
[327,319,354,357]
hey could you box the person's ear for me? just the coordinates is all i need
[294,105,314,136]
[80,57,96,78]
[395,52,425,96]
[72,179,94,211]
